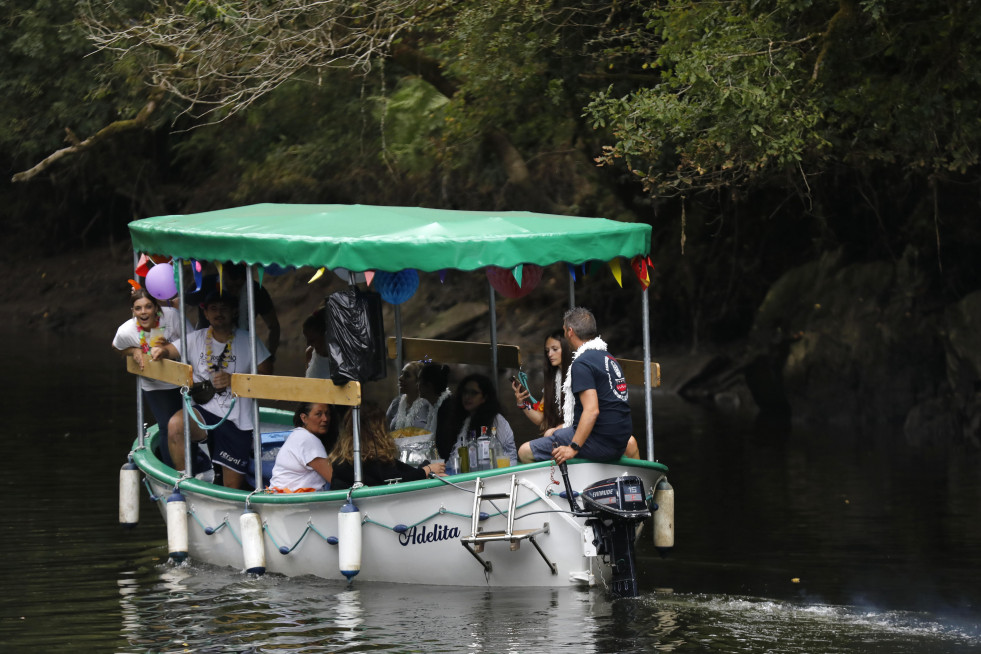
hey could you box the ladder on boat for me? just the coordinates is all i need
[460,474,556,575]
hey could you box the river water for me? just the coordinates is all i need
[1,331,979,652]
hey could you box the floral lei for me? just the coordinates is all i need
[561,336,608,427]
[136,312,161,354]
[392,395,430,430]
[205,327,235,371]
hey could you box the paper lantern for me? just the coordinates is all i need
[486,264,543,299]
[374,269,419,304]
[145,262,177,300]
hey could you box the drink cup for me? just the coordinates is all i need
[496,456,510,469]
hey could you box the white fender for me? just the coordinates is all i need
[338,500,362,581]
[119,460,141,528]
[240,509,266,575]
[166,489,189,563]
[653,479,675,554]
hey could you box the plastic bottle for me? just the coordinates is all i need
[447,449,460,476]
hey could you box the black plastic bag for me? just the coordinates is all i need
[324,288,387,384]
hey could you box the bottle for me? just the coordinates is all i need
[477,426,491,471]
[457,443,470,473]
[467,430,479,472]
[447,449,460,476]
[491,426,509,469]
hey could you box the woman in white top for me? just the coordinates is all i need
[270,403,335,492]
[445,373,517,466]
[112,288,193,468]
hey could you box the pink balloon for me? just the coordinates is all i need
[486,264,543,299]
[145,262,177,300]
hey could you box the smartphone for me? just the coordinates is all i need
[510,375,525,390]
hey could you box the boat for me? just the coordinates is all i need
[118,204,674,596]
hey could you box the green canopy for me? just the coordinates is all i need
[128,204,651,272]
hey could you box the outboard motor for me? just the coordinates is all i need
[580,475,651,597]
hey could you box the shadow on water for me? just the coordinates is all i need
[1,330,979,652]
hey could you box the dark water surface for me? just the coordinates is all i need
[1,331,979,652]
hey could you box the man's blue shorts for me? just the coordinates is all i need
[526,426,628,462]
[195,406,252,475]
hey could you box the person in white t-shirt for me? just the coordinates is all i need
[269,402,336,492]
[112,288,193,467]
[151,291,273,489]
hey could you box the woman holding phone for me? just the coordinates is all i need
[513,329,640,458]
[511,330,571,432]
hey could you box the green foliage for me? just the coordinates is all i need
[586,0,981,196]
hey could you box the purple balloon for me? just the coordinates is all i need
[145,262,177,300]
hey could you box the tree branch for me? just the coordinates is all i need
[12,86,166,183]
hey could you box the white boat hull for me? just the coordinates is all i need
[136,435,669,588]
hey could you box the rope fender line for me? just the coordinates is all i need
[180,386,238,431]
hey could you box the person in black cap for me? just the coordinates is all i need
[185,262,280,359]
[151,290,273,488]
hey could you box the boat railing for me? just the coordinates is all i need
[125,357,362,407]
[126,356,193,388]
[386,336,522,369]
[384,336,660,388]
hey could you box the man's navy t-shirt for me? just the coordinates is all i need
[570,349,632,438]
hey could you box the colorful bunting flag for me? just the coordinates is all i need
[608,258,623,287]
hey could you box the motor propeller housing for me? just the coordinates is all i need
[581,475,652,597]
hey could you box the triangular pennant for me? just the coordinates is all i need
[630,256,650,290]
[135,254,151,278]
[608,258,623,287]
[216,262,224,294]
[513,264,524,287]
[308,267,325,283]
[256,266,265,288]
[566,263,576,282]
[364,270,375,287]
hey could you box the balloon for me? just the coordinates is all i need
[145,262,177,300]
[374,269,419,304]
[486,264,543,299]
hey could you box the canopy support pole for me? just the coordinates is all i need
[394,305,403,375]
[177,259,192,478]
[568,268,576,309]
[641,286,654,461]
[245,264,262,491]
[349,271,364,487]
[488,279,498,390]
[133,252,145,450]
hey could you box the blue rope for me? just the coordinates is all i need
[188,509,242,545]
[143,478,163,502]
[181,391,238,431]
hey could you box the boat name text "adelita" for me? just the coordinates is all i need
[398,524,460,547]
